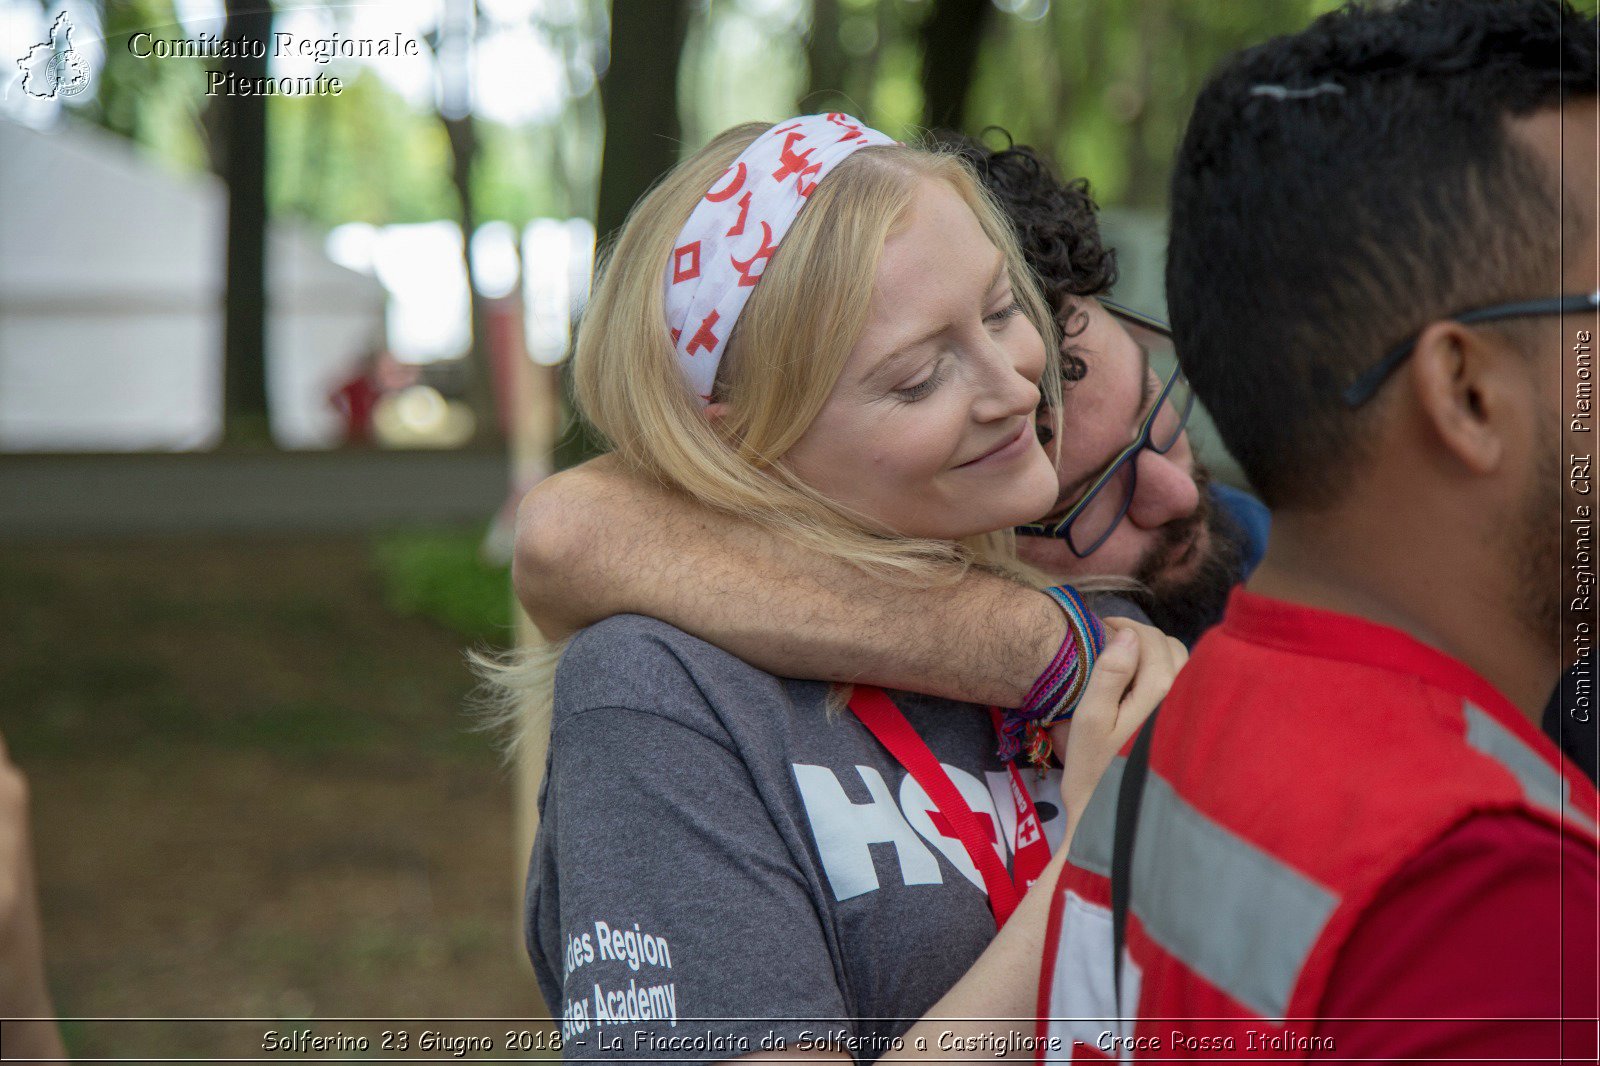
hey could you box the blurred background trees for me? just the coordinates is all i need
[3,3,1513,1053]
[5,0,1348,459]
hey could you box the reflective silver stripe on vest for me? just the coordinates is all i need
[1130,773,1339,1021]
[1060,701,1596,1028]
[1066,753,1339,1023]
[1066,755,1123,878]
[1463,701,1599,834]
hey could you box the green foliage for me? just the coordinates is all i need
[66,0,1364,235]
[269,71,570,228]
[680,0,808,149]
[962,0,1344,209]
[74,8,586,229]
[269,69,458,225]
[76,0,211,169]
[870,29,924,137]
[367,529,513,646]
[474,121,565,226]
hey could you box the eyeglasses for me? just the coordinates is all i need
[1342,290,1600,408]
[1016,303,1196,557]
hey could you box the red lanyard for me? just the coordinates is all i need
[847,687,1052,928]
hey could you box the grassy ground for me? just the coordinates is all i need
[0,532,550,1060]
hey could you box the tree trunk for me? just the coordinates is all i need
[593,0,691,246]
[919,0,992,133]
[219,0,272,446]
[444,112,500,444]
[428,0,501,445]
[806,0,850,114]
[556,0,691,468]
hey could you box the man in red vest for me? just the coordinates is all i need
[1041,0,1598,1060]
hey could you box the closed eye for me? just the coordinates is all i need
[895,359,948,402]
[985,299,1023,327]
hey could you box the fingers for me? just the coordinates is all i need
[1102,618,1185,677]
[1075,626,1139,729]
[1118,626,1180,722]
[1055,619,1187,842]
[1054,628,1138,835]
[0,732,26,833]
[1104,617,1184,663]
[1087,620,1186,751]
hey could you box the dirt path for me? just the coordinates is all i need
[0,536,548,1060]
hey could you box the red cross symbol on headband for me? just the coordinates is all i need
[686,310,721,357]
[724,191,753,238]
[771,129,822,192]
[664,114,897,405]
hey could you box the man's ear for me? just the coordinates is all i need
[1406,320,1518,476]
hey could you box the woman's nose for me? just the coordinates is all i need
[973,331,1044,422]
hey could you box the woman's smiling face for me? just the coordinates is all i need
[783,178,1060,540]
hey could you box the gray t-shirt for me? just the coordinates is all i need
[526,614,1070,1063]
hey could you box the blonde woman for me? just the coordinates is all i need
[512,116,1184,1062]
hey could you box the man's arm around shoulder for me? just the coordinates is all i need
[512,456,1064,706]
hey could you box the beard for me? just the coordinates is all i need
[1514,432,1564,660]
[1132,463,1247,647]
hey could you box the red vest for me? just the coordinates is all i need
[1039,590,1598,1061]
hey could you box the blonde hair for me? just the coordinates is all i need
[476,122,1063,757]
[579,122,1060,580]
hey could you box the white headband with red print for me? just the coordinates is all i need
[663,113,897,406]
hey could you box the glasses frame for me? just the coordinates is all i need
[1342,290,1600,408]
[1016,302,1196,557]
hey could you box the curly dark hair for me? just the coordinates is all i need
[933,130,1118,382]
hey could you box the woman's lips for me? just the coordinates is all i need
[956,420,1033,468]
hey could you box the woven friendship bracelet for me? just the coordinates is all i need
[1018,630,1080,717]
[994,584,1109,765]
[1038,584,1106,724]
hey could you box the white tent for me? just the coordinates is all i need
[0,118,386,450]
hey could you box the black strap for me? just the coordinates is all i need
[1111,705,1159,1013]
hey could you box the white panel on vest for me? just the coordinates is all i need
[1046,890,1132,1060]
[1117,948,1143,1061]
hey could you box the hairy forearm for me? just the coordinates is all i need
[513,457,1064,706]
